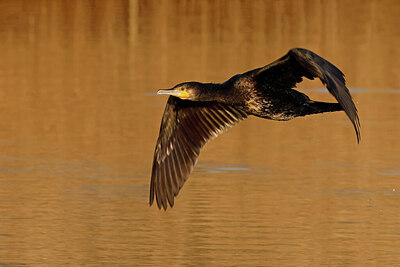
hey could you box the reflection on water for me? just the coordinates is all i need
[0,0,399,265]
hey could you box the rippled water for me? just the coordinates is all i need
[0,0,399,265]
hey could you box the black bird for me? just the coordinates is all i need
[150,48,360,210]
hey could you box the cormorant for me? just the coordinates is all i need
[150,48,360,210]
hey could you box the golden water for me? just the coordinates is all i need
[0,0,399,265]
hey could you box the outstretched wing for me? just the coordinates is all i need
[252,48,360,142]
[150,96,247,210]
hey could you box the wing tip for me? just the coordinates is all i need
[354,115,361,144]
[149,179,174,211]
[294,48,360,143]
[149,175,155,206]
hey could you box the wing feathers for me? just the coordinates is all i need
[256,48,360,142]
[290,48,360,142]
[150,97,247,210]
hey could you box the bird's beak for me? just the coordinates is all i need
[157,88,189,99]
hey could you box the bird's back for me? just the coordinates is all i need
[227,72,311,120]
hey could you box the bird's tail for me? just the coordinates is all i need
[302,100,343,116]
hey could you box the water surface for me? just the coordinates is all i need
[0,0,399,265]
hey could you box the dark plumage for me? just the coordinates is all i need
[150,48,360,210]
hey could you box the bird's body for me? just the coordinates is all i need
[222,73,341,120]
[150,48,360,210]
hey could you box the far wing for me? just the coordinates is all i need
[150,96,247,210]
[252,48,360,142]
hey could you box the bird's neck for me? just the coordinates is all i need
[196,83,232,102]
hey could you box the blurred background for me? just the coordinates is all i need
[0,0,399,265]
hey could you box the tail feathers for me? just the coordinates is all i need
[303,100,343,115]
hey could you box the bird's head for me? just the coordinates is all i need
[157,82,202,100]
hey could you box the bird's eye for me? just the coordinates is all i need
[181,87,185,91]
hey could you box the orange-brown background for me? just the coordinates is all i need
[0,0,399,265]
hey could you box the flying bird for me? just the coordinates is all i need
[150,48,360,210]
